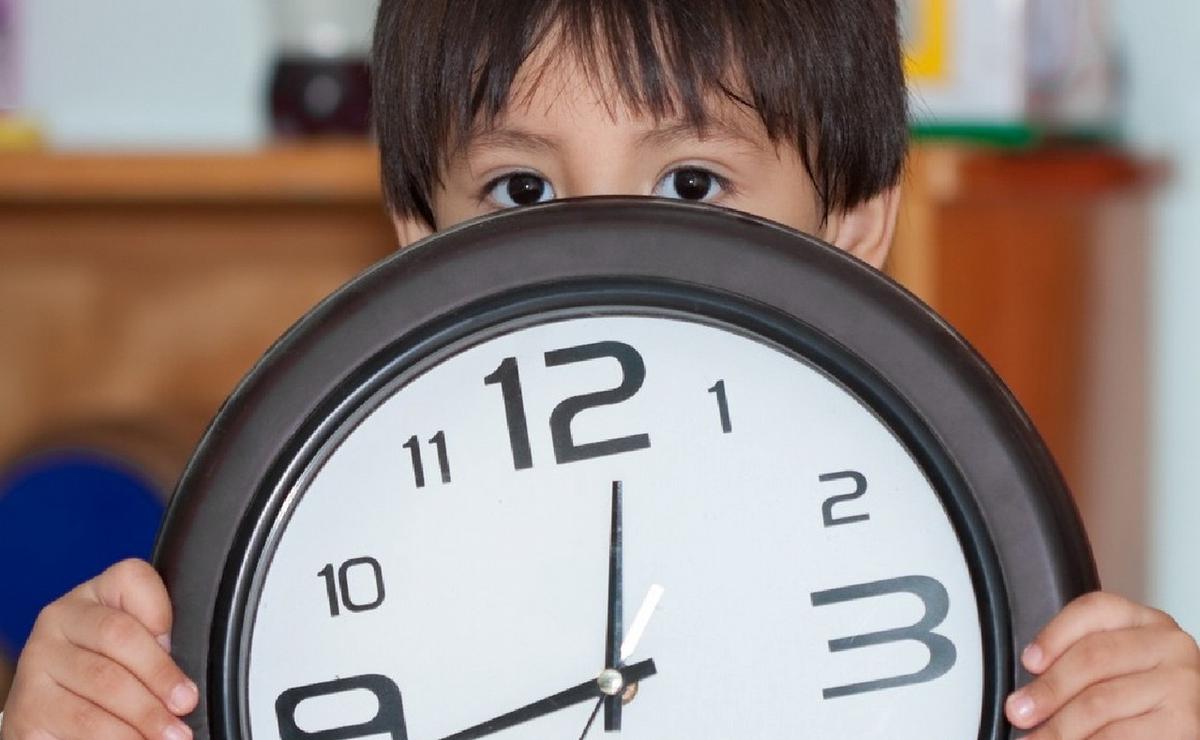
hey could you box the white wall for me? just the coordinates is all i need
[1111,0,1200,634]
[22,0,271,147]
[19,1,379,149]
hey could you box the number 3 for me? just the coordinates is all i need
[810,575,957,699]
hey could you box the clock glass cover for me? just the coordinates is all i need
[247,311,985,739]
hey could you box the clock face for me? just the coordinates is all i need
[243,311,987,739]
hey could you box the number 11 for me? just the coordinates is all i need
[403,432,451,488]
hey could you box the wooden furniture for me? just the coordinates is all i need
[891,144,1159,601]
[0,143,398,479]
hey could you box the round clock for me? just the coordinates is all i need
[155,198,1098,740]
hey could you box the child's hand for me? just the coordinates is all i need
[1,559,197,740]
[1006,591,1200,738]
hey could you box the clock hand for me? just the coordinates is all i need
[579,585,666,739]
[604,481,624,731]
[436,659,657,740]
[577,698,604,740]
[619,584,665,662]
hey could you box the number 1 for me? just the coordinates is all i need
[708,380,732,433]
[430,430,451,483]
[484,357,533,470]
[403,435,424,488]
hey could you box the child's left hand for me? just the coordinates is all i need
[1006,591,1200,738]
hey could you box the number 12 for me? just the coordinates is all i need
[485,341,652,469]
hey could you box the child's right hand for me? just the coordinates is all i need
[1,559,197,740]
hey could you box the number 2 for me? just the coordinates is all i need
[818,471,869,527]
[544,341,651,464]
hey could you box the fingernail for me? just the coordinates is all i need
[1007,690,1035,722]
[163,721,191,740]
[157,633,172,652]
[169,680,198,713]
[1022,643,1043,670]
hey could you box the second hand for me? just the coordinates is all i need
[579,584,666,738]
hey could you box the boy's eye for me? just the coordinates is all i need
[654,168,724,202]
[487,173,557,208]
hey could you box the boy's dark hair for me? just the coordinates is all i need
[372,0,907,228]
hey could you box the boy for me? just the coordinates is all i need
[3,1,1198,738]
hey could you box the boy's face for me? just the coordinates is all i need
[393,51,899,270]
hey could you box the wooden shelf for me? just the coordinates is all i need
[909,144,1163,201]
[0,140,383,204]
[0,141,399,492]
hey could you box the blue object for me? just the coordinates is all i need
[0,450,166,662]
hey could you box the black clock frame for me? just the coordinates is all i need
[154,197,1099,739]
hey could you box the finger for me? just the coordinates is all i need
[1021,668,1175,739]
[1007,626,1180,728]
[1074,702,1192,740]
[1023,592,1175,674]
[60,602,198,716]
[26,679,142,740]
[84,559,174,647]
[46,641,193,740]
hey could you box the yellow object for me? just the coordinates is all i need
[904,0,950,83]
[0,116,44,151]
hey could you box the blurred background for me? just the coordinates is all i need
[0,0,1197,706]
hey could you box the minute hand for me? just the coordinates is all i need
[604,481,624,731]
[437,660,657,740]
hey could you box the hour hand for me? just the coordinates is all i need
[437,659,657,740]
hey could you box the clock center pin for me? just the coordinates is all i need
[597,668,625,696]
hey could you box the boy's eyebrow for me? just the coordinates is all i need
[466,128,561,154]
[636,120,763,150]
[465,119,763,156]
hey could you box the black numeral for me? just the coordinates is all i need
[485,342,651,469]
[545,341,651,464]
[402,435,424,488]
[404,432,451,488]
[708,380,733,433]
[484,357,533,470]
[430,431,451,483]
[818,471,869,527]
[277,674,407,739]
[318,557,386,617]
[810,575,956,698]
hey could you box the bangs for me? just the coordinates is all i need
[372,0,908,227]
[469,2,750,137]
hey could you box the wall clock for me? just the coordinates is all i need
[155,198,1098,739]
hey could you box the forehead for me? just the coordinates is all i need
[463,34,764,146]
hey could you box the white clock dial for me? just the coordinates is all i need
[245,313,985,739]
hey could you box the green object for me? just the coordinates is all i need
[909,121,1121,149]
[910,121,1040,148]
